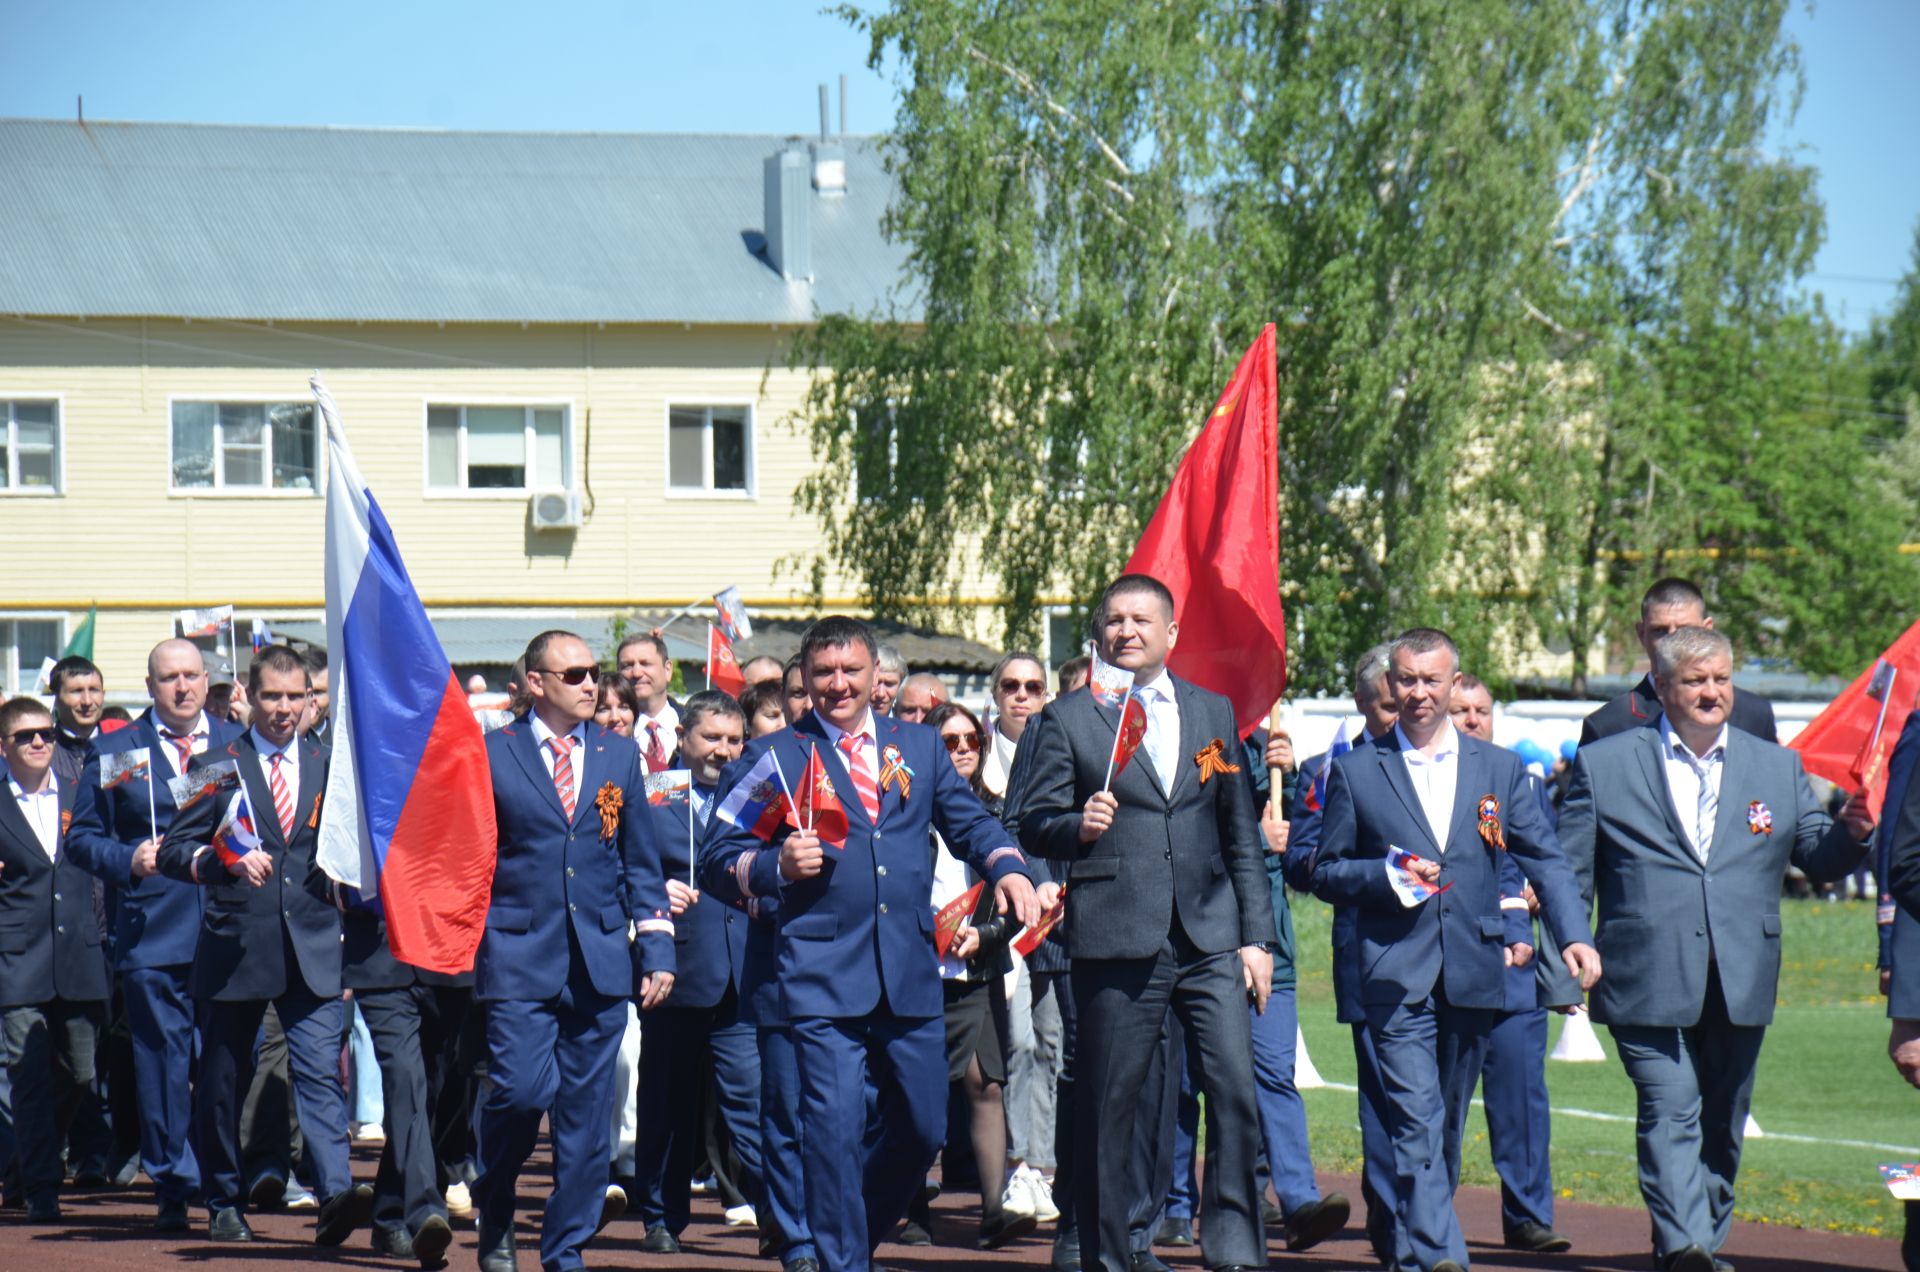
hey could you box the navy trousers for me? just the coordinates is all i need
[197,983,351,1213]
[634,987,763,1234]
[789,1009,946,1271]
[475,981,627,1272]
[1352,1020,1399,1263]
[756,1024,814,1264]
[1480,1006,1553,1233]
[122,964,199,1205]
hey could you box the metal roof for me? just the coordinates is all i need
[0,118,914,325]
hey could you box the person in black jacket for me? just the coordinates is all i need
[0,697,111,1223]
[1579,578,1777,747]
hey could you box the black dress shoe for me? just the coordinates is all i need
[412,1214,453,1269]
[1051,1234,1084,1271]
[209,1207,255,1242]
[73,1167,112,1189]
[1130,1251,1173,1272]
[1262,1198,1286,1226]
[1153,1215,1195,1247]
[640,1224,682,1253]
[783,1260,821,1272]
[477,1223,517,1272]
[897,1219,932,1246]
[155,1198,191,1232]
[248,1172,286,1212]
[1285,1191,1352,1252]
[25,1195,60,1223]
[979,1210,1039,1249]
[371,1225,417,1259]
[1506,1220,1572,1253]
[315,1182,375,1247]
[1661,1249,1715,1272]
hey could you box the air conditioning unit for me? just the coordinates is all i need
[529,489,584,530]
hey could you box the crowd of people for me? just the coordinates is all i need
[0,571,1904,1272]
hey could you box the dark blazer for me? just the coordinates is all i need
[1579,673,1777,748]
[701,712,1030,1020]
[156,732,341,1001]
[1312,730,1592,1010]
[1561,723,1863,1027]
[67,710,244,970]
[1287,741,1365,1023]
[1013,675,1273,961]
[648,787,749,1010]
[478,717,673,1003]
[0,774,110,1006]
[1876,722,1920,1020]
[1876,715,1920,989]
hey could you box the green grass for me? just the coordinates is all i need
[1286,895,1910,1238]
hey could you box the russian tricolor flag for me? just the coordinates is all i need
[313,375,498,975]
[715,747,794,841]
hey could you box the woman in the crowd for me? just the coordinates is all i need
[739,678,788,740]
[903,701,1038,1251]
[594,670,640,737]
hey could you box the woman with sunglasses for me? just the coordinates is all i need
[901,701,1037,1251]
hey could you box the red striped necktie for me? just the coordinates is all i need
[161,726,203,773]
[644,721,669,772]
[550,736,578,820]
[268,751,295,839]
[837,733,881,823]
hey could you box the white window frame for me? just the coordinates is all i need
[166,395,324,497]
[0,614,67,696]
[663,400,757,500]
[421,399,578,500]
[0,393,66,496]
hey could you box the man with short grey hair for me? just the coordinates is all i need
[872,644,907,717]
[1560,626,1872,1272]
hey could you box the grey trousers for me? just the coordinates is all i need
[2,998,106,1202]
[1608,977,1766,1260]
[1006,964,1065,1169]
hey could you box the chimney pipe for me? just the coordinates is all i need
[839,74,848,136]
[810,83,848,197]
[818,85,830,142]
[764,144,814,281]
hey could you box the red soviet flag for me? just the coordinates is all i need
[1122,323,1286,739]
[708,624,747,698]
[1790,615,1920,819]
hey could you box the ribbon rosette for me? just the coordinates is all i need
[595,781,624,840]
[1477,794,1507,852]
[878,744,913,800]
[1747,800,1772,836]
[1193,738,1242,786]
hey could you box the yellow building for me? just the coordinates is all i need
[0,117,976,699]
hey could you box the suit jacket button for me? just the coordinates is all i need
[1164,849,1172,859]
[877,865,888,877]
[569,902,577,912]
[873,832,882,842]
[56,924,65,934]
[879,903,889,914]
[53,892,61,901]
[566,867,576,878]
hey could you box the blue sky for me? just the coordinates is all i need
[2,0,1912,333]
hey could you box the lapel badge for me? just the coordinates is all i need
[595,781,625,840]
[1192,738,1240,786]
[878,743,913,801]
[60,808,73,837]
[1477,794,1507,852]
[1747,801,1772,835]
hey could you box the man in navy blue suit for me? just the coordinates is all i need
[1313,628,1600,1272]
[68,637,243,1232]
[473,630,675,1272]
[700,615,1039,1272]
[632,690,764,1253]
[158,644,373,1247]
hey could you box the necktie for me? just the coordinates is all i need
[1684,745,1720,863]
[550,736,578,820]
[837,733,882,823]
[268,751,295,839]
[161,726,201,773]
[644,721,669,772]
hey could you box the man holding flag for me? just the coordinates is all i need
[698,615,1038,1272]
[1013,573,1276,1272]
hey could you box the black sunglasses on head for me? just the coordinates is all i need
[534,665,601,686]
[8,727,57,747]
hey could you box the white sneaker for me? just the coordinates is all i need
[1024,1166,1060,1222]
[724,1203,758,1229]
[1001,1167,1038,1219]
[444,1180,474,1219]
[350,1122,386,1147]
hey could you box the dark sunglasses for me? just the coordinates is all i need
[999,678,1046,696]
[534,665,601,686]
[942,731,983,754]
[8,727,57,747]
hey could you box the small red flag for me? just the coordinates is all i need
[708,624,747,698]
[1107,695,1149,786]
[933,880,986,959]
[795,742,850,849]
[1791,616,1920,819]
[1122,324,1286,738]
[1012,884,1067,958]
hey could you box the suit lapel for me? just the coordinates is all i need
[1635,727,1700,868]
[1376,737,1438,855]
[1448,737,1488,850]
[0,778,40,864]
[506,719,569,823]
[1166,679,1205,803]
[874,718,906,826]
[230,734,287,853]
[55,772,76,862]
[1707,731,1754,860]
[794,716,873,831]
[138,714,178,816]
[570,726,611,832]
[295,738,324,837]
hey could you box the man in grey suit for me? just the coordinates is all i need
[1559,625,1872,1272]
[1014,573,1276,1272]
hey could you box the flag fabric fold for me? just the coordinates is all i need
[1385,846,1446,908]
[794,743,850,849]
[211,791,264,870]
[714,586,753,642]
[715,748,794,841]
[314,374,498,975]
[933,880,986,959]
[1087,655,1133,711]
[1105,694,1149,789]
[708,624,747,698]
[1122,324,1287,738]
[62,606,96,660]
[1790,616,1920,819]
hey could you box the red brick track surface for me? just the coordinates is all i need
[0,1146,1900,1271]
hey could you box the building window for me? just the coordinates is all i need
[0,618,62,695]
[171,401,318,492]
[667,405,752,494]
[1,400,61,492]
[427,405,571,492]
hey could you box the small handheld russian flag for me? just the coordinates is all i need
[211,791,264,869]
[715,748,795,841]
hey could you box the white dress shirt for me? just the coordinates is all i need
[249,727,300,812]
[1394,721,1461,854]
[9,772,61,863]
[812,708,879,777]
[1135,668,1180,793]
[1659,715,1728,863]
[529,715,590,779]
[155,711,213,780]
[636,704,680,773]
[930,835,978,981]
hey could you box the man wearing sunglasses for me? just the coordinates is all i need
[0,698,112,1223]
[69,637,243,1233]
[472,631,676,1272]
